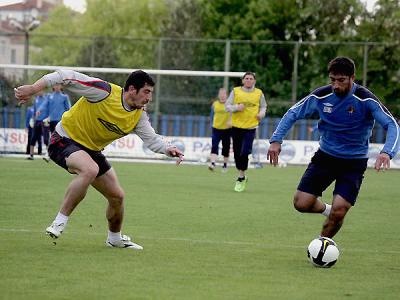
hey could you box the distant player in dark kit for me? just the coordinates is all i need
[37,83,71,162]
[37,83,71,134]
[25,105,34,154]
[26,91,48,160]
[268,57,400,239]
[15,69,184,250]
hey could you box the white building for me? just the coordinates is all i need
[0,0,62,81]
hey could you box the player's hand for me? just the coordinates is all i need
[374,152,390,172]
[237,104,245,112]
[256,113,264,121]
[267,142,281,166]
[14,85,35,105]
[166,146,184,165]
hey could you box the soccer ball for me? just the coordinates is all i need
[307,237,340,268]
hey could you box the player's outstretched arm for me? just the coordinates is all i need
[166,146,184,165]
[267,142,281,167]
[14,78,47,105]
[134,113,184,165]
[374,152,391,172]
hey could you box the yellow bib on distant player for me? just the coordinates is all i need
[61,83,142,151]
[212,100,231,130]
[232,87,262,129]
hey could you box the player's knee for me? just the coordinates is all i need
[330,206,347,221]
[73,163,99,184]
[109,188,125,207]
[293,195,306,212]
[84,164,99,180]
[115,189,125,203]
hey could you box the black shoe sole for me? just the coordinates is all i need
[46,231,59,239]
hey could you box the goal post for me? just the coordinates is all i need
[0,63,244,77]
[0,64,266,167]
[0,63,244,129]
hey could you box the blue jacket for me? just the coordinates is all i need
[270,83,400,159]
[38,91,71,122]
[25,106,34,128]
[33,94,48,122]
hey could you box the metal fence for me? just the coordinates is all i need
[0,107,388,144]
[0,34,398,138]
[1,33,398,90]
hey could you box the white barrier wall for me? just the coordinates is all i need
[1,128,400,169]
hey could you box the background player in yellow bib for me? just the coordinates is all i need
[15,69,184,250]
[209,88,231,172]
[225,72,267,192]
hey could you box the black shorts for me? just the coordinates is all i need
[211,127,231,157]
[48,132,111,177]
[297,149,368,205]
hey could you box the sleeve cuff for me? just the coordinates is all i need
[380,151,393,159]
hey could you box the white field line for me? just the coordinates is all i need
[1,227,399,254]
[0,154,244,167]
[0,154,199,165]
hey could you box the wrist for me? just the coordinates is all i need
[269,139,282,145]
[32,79,47,94]
[380,151,392,159]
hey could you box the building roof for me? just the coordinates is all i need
[0,0,60,12]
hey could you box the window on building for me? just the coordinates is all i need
[0,41,5,55]
[11,49,16,64]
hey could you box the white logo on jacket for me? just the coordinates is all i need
[323,102,333,113]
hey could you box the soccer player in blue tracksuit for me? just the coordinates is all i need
[37,84,71,162]
[267,57,399,240]
[27,91,48,160]
[25,105,34,154]
[38,84,71,133]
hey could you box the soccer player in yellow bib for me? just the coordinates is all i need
[15,69,184,250]
[225,72,267,192]
[209,88,231,172]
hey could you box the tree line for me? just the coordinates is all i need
[27,0,400,117]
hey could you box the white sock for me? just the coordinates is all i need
[322,203,332,217]
[54,212,69,227]
[108,230,122,242]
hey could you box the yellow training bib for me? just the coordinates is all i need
[231,87,262,128]
[212,100,231,130]
[61,83,143,151]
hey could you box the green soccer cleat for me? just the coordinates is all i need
[234,177,248,192]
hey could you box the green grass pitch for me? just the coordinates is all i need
[0,157,399,299]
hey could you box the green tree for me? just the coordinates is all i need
[358,0,400,115]
[27,0,399,117]
[32,0,169,69]
[198,0,373,112]
[30,6,82,66]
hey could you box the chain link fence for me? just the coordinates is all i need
[0,33,399,141]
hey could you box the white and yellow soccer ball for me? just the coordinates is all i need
[307,237,339,268]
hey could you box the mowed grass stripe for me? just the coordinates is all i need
[2,227,400,255]
[1,157,399,300]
